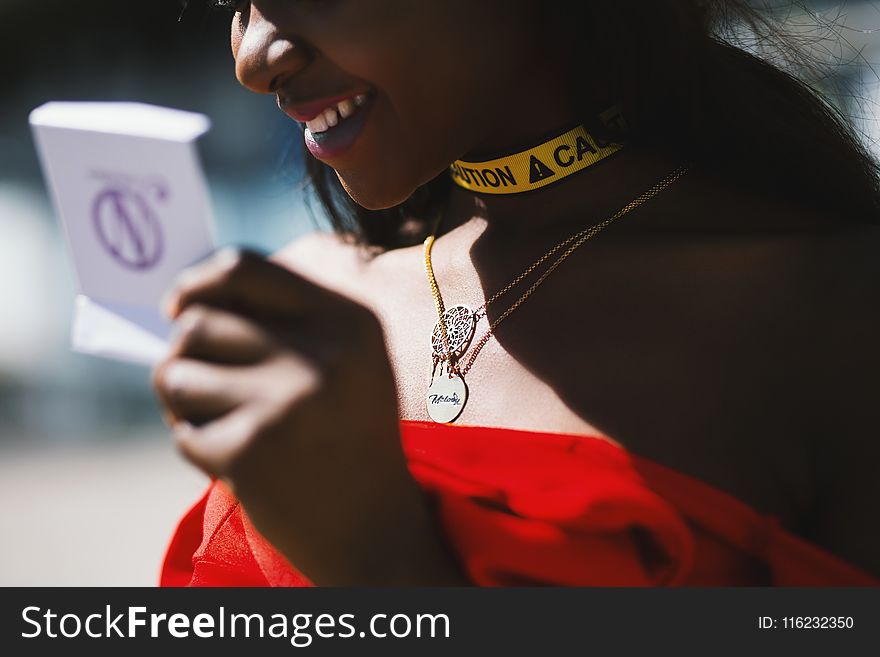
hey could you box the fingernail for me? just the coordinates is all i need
[167,320,183,346]
[172,419,193,434]
[161,289,179,320]
[217,246,242,265]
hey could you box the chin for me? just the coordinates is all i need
[336,171,417,211]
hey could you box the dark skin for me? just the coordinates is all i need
[153,0,880,583]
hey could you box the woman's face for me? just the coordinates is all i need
[230,0,568,210]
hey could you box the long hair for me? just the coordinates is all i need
[304,0,880,250]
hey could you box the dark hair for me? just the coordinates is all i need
[304,0,880,250]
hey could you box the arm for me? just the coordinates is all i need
[807,225,880,577]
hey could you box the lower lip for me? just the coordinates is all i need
[297,95,375,161]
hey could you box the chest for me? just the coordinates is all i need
[340,238,816,530]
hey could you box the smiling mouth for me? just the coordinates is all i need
[277,88,377,160]
[279,88,375,135]
[280,89,377,161]
[301,92,371,135]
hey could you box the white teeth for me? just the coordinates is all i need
[337,99,355,119]
[306,112,328,134]
[304,93,369,133]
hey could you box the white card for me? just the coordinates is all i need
[30,101,218,366]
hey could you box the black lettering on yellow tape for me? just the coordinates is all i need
[449,125,621,194]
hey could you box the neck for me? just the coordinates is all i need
[439,144,681,242]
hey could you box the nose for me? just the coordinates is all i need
[233,5,311,94]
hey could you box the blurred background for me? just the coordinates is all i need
[0,0,878,585]
[0,0,324,585]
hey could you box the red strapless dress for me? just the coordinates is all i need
[160,420,878,586]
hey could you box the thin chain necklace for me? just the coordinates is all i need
[423,165,689,423]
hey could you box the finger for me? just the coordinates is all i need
[171,303,276,364]
[171,406,263,478]
[164,248,333,320]
[153,358,245,425]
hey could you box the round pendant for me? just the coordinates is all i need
[426,369,468,423]
[430,304,476,359]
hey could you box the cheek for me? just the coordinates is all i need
[327,24,470,165]
[342,5,533,152]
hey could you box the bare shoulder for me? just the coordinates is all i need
[272,230,376,298]
[796,222,880,577]
[274,230,362,274]
[804,223,880,368]
[666,180,880,575]
[813,222,880,302]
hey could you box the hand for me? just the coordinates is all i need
[152,248,465,585]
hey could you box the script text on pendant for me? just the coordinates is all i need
[426,369,468,423]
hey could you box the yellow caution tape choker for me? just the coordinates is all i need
[449,124,622,195]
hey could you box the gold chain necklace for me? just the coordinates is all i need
[423,165,689,423]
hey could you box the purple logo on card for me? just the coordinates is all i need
[92,184,165,270]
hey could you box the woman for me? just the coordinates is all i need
[156,0,880,586]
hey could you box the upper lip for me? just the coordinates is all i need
[277,89,371,122]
